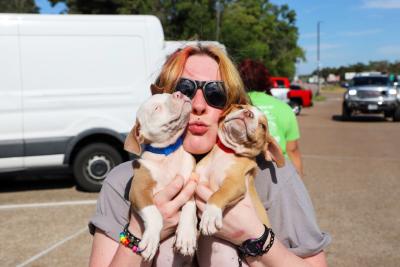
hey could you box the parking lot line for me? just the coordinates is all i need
[16,227,88,267]
[0,200,97,210]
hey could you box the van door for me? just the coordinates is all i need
[0,16,23,170]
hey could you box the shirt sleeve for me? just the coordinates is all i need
[88,161,133,242]
[254,160,331,257]
[268,170,331,257]
[285,107,300,142]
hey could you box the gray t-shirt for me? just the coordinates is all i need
[89,159,331,257]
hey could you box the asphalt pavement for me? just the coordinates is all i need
[1,91,399,267]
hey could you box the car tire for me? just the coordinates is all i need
[342,103,352,121]
[393,106,400,122]
[384,111,393,118]
[73,143,123,192]
[290,101,302,115]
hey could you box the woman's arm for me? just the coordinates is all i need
[89,176,197,267]
[195,183,328,267]
[286,140,304,177]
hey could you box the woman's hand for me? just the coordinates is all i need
[129,175,197,241]
[195,183,265,245]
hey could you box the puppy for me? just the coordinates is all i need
[195,104,285,236]
[124,92,197,261]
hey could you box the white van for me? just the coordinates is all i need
[0,14,166,191]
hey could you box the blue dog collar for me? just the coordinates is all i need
[144,136,184,156]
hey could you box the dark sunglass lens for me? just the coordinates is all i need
[204,82,227,108]
[175,79,195,98]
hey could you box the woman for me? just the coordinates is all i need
[88,45,330,267]
[238,59,304,177]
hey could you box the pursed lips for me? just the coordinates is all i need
[188,121,209,135]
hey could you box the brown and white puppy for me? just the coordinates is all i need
[124,92,197,261]
[195,104,285,235]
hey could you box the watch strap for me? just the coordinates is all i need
[237,225,275,266]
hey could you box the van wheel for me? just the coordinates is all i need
[73,143,123,192]
[393,107,400,122]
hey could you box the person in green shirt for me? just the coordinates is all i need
[239,59,304,177]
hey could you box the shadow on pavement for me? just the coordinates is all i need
[331,114,390,122]
[0,169,75,193]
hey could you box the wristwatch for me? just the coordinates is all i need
[237,225,275,257]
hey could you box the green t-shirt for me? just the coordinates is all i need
[248,91,300,156]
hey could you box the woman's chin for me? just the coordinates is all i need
[183,133,216,155]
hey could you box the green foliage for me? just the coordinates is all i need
[0,0,38,13]
[49,0,304,78]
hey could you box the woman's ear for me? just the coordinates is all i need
[264,134,285,168]
[124,120,143,155]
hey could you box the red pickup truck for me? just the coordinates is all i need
[270,77,313,115]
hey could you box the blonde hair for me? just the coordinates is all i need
[155,44,249,108]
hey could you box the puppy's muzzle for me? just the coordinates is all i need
[243,109,254,118]
[173,91,184,100]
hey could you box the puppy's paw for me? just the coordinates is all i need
[139,230,160,261]
[199,204,223,235]
[137,205,163,261]
[174,224,197,256]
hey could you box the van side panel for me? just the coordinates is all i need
[0,16,23,169]
[18,16,157,167]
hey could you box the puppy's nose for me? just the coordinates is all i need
[243,109,254,118]
[172,91,184,99]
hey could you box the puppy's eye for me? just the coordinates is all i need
[261,123,267,131]
[154,105,161,111]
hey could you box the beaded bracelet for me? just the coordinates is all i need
[119,223,142,254]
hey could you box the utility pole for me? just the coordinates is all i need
[215,0,222,41]
[317,21,321,95]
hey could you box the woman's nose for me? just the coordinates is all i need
[191,89,207,115]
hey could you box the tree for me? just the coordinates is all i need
[0,0,38,13]
[312,60,400,80]
[49,0,304,78]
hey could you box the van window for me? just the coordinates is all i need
[20,36,146,94]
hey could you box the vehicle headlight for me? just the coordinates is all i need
[389,89,397,95]
[348,89,357,96]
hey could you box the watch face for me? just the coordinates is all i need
[240,239,265,257]
[248,240,264,256]
[238,225,269,257]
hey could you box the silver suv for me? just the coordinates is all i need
[342,74,400,121]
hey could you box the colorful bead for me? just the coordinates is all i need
[132,246,138,252]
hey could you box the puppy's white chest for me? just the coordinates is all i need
[141,148,194,193]
[196,149,236,190]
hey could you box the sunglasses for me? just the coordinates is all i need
[174,78,227,109]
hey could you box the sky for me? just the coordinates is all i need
[34,0,67,14]
[35,0,400,75]
[271,0,400,75]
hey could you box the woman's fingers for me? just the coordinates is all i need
[195,197,206,212]
[154,175,184,204]
[162,179,197,217]
[195,183,213,202]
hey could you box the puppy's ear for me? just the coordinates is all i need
[124,120,144,155]
[150,84,164,95]
[264,134,285,168]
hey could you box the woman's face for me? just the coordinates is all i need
[181,55,223,155]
